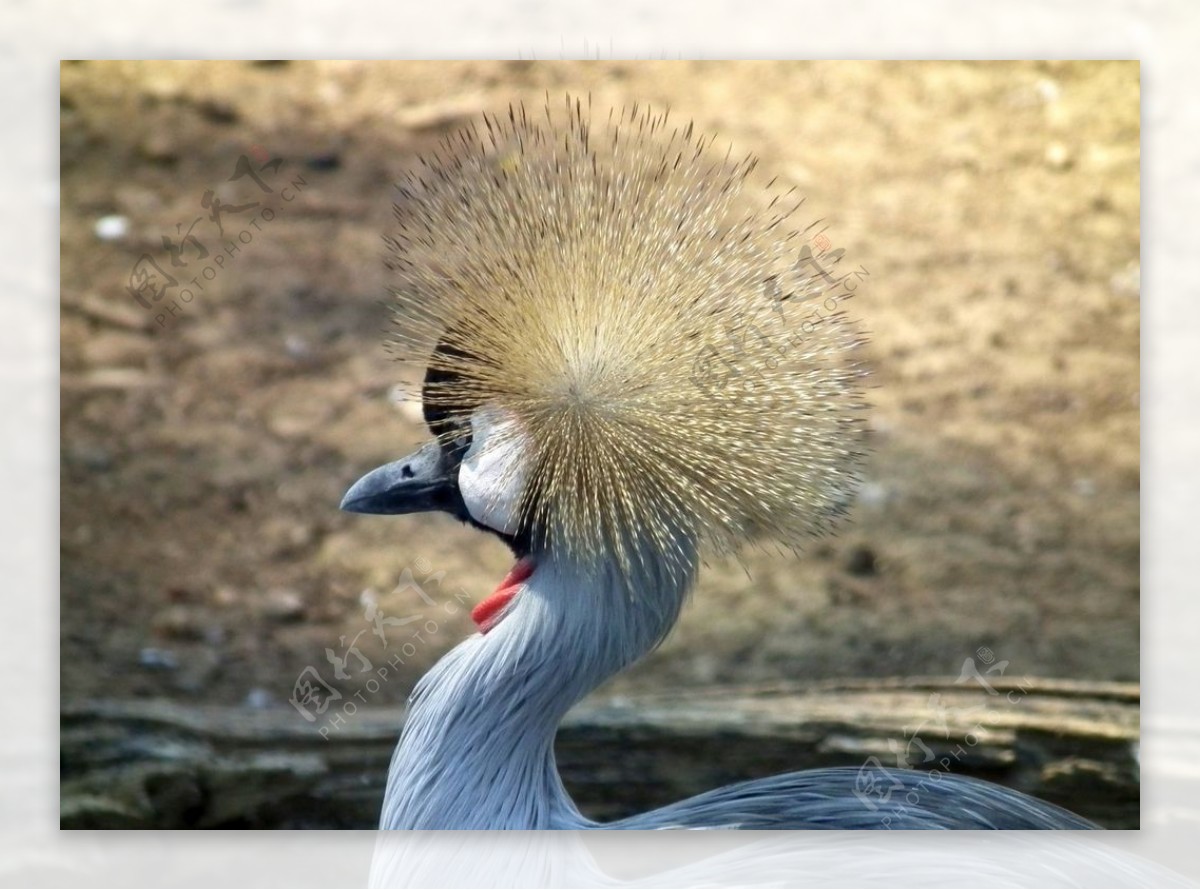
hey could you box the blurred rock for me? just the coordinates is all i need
[843,544,879,577]
[67,444,112,472]
[283,333,312,360]
[855,481,889,509]
[93,215,130,241]
[1045,142,1073,170]
[244,687,274,709]
[152,605,208,641]
[1035,77,1062,104]
[169,586,208,604]
[195,98,238,124]
[1110,262,1140,300]
[139,647,178,670]
[262,588,306,622]
[139,131,179,163]
[306,152,342,171]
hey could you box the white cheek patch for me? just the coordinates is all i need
[458,409,530,536]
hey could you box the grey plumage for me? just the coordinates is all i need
[379,540,694,829]
[614,768,1095,830]
[344,96,1097,831]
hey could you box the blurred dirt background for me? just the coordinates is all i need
[60,61,1139,716]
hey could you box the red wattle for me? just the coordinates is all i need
[471,557,535,632]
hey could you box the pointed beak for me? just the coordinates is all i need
[340,441,459,515]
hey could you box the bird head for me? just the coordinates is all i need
[342,96,867,606]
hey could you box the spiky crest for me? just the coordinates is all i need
[385,93,868,576]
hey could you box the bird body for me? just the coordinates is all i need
[342,96,1096,830]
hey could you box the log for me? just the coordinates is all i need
[60,678,1139,829]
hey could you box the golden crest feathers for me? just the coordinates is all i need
[385,95,868,573]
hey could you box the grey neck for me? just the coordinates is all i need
[380,544,696,829]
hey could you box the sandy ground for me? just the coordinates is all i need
[60,60,1139,714]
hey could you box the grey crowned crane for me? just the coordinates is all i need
[341,97,1095,830]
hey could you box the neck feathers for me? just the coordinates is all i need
[381,542,696,829]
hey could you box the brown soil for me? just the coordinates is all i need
[60,61,1139,715]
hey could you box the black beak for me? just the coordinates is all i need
[340,441,460,515]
